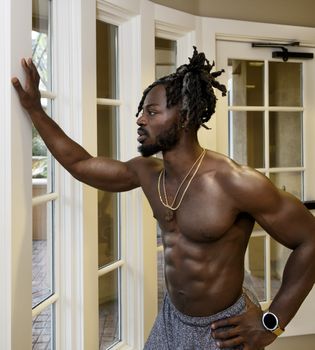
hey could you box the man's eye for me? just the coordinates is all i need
[148,111,156,116]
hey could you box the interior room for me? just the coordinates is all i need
[1,0,315,349]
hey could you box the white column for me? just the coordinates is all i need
[0,0,32,349]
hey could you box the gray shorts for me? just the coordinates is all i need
[144,293,246,350]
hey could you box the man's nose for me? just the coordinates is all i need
[136,113,147,126]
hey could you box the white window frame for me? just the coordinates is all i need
[1,0,32,348]
[94,1,145,349]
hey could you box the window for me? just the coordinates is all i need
[217,40,306,306]
[96,20,122,349]
[32,0,57,349]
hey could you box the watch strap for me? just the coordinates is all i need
[272,326,284,336]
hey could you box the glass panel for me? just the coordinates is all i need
[99,270,120,349]
[97,106,119,268]
[229,111,264,168]
[269,112,303,168]
[97,21,118,99]
[32,0,51,91]
[227,59,264,106]
[269,172,303,199]
[247,235,266,302]
[270,237,290,299]
[32,305,54,350]
[32,100,54,195]
[155,37,177,79]
[32,201,54,307]
[269,62,302,106]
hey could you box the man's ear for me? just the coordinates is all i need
[179,112,189,130]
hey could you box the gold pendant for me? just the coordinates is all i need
[165,209,174,222]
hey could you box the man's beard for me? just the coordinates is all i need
[138,123,181,157]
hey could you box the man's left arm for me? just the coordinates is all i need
[212,167,315,349]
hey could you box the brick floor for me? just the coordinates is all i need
[32,240,53,350]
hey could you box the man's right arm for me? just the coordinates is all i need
[12,58,141,192]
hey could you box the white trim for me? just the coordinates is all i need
[32,294,59,318]
[96,0,139,26]
[1,0,33,349]
[155,20,192,40]
[216,33,315,48]
[0,0,12,348]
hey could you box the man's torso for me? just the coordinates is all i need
[137,150,255,316]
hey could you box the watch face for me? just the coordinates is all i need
[263,312,278,330]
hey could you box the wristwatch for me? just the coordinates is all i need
[262,311,285,336]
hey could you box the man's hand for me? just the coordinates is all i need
[11,58,43,114]
[211,295,277,349]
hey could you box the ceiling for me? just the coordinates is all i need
[150,0,315,28]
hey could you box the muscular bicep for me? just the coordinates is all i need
[70,156,141,192]
[253,191,315,249]
[231,167,315,248]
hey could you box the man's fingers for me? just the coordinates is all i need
[212,326,239,340]
[11,77,25,96]
[211,315,240,330]
[215,336,243,349]
[28,58,41,84]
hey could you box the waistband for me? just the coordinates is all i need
[165,293,246,327]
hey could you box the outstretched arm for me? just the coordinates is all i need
[12,58,140,192]
[212,167,315,349]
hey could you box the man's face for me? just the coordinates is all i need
[137,84,181,157]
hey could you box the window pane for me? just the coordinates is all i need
[227,60,264,106]
[97,106,119,267]
[247,235,266,302]
[270,238,290,299]
[155,37,177,79]
[269,62,302,106]
[97,21,118,99]
[32,101,54,194]
[32,305,54,350]
[32,201,54,307]
[99,270,120,349]
[229,111,264,168]
[32,0,51,91]
[269,112,303,168]
[269,172,303,199]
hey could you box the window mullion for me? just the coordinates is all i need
[32,193,58,207]
[32,294,59,317]
[97,98,122,106]
[98,260,125,277]
[40,90,57,100]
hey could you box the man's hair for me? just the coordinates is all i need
[136,46,227,130]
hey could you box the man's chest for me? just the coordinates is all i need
[142,175,240,242]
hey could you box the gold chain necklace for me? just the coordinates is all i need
[157,148,206,221]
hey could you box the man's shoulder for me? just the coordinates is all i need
[208,151,280,210]
[126,155,163,178]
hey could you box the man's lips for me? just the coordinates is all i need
[137,128,148,143]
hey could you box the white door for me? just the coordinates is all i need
[216,39,315,336]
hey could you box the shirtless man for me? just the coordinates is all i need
[12,47,315,350]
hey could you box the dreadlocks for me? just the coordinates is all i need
[136,46,227,130]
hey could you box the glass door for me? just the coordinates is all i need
[216,40,315,308]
